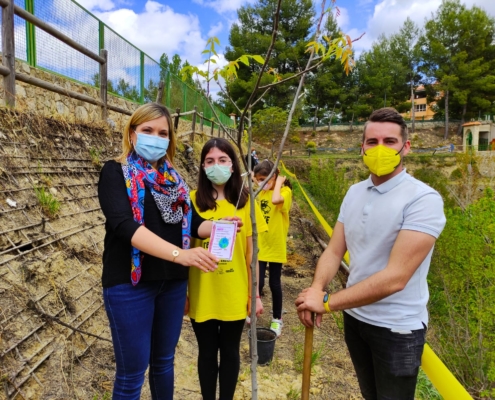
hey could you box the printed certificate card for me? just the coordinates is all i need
[208,220,237,261]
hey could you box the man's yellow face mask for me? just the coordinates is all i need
[362,144,404,177]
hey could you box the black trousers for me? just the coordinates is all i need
[190,318,245,400]
[259,261,283,319]
[344,312,426,400]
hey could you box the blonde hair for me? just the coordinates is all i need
[115,102,176,164]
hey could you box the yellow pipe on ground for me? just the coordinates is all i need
[421,344,473,400]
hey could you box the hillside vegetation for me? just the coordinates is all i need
[283,147,495,399]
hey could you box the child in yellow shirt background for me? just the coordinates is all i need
[253,160,292,337]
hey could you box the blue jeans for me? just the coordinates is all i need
[103,279,187,400]
[344,312,426,400]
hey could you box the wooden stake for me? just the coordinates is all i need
[301,313,314,400]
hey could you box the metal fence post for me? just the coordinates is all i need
[25,0,36,67]
[166,71,171,107]
[2,0,15,107]
[139,51,144,104]
[190,106,197,145]
[211,121,215,137]
[99,49,108,121]
[182,83,186,114]
[98,21,105,51]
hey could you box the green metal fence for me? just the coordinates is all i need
[1,0,232,127]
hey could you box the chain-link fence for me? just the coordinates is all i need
[0,0,232,126]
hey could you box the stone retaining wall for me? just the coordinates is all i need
[299,120,461,132]
[0,59,225,138]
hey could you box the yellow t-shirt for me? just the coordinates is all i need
[188,191,268,323]
[258,186,292,263]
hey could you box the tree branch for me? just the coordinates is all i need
[27,299,112,343]
[257,60,324,90]
[251,87,272,109]
[237,0,283,149]
[254,0,329,198]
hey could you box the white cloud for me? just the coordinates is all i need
[192,0,257,14]
[334,7,350,31]
[208,21,224,38]
[94,1,207,64]
[353,0,495,53]
[75,0,116,12]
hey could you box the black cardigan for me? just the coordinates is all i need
[97,160,204,287]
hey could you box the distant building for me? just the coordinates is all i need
[403,85,440,121]
[462,121,495,152]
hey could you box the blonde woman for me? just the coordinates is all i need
[98,103,235,399]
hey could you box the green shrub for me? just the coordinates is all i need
[289,134,300,144]
[450,168,463,180]
[34,186,60,218]
[415,370,442,400]
[305,141,316,149]
[428,188,495,396]
[306,159,349,226]
[311,131,316,137]
[413,168,456,209]
[89,147,102,170]
[418,155,432,165]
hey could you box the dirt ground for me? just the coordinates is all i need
[170,201,361,400]
[0,110,361,400]
[1,110,458,399]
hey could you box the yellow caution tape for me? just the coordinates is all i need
[280,161,350,265]
[280,160,473,400]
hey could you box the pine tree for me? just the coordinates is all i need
[419,0,495,138]
[222,0,315,112]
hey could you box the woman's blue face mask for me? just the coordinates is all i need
[134,132,169,162]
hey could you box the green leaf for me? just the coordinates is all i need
[238,55,250,66]
[252,55,265,64]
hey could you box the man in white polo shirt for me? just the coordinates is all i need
[295,108,446,399]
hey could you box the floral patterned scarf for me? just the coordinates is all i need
[122,151,192,285]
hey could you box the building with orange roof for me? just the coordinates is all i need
[402,85,440,121]
[462,120,495,152]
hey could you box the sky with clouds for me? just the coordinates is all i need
[76,0,495,68]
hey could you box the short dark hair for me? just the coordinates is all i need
[363,108,408,143]
[195,138,248,212]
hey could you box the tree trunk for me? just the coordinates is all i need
[246,110,260,400]
[313,105,319,132]
[457,103,467,136]
[444,89,449,140]
[411,83,415,133]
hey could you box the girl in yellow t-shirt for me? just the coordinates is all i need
[187,138,266,400]
[253,160,292,338]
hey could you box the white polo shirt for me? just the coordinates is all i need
[337,169,446,330]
